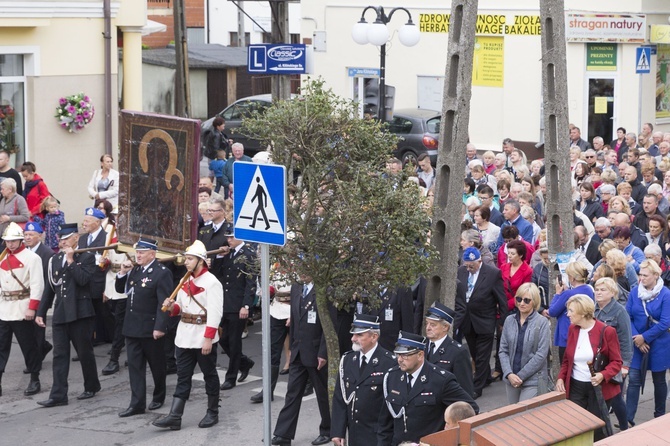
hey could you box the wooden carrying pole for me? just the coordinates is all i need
[161,271,193,312]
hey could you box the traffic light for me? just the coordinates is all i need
[362,78,396,122]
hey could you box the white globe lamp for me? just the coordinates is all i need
[367,20,390,46]
[398,22,421,47]
[351,20,370,45]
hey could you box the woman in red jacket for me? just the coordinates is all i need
[556,294,622,441]
[500,240,533,312]
[19,161,51,217]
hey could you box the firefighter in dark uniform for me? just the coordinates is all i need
[377,331,479,446]
[331,314,396,446]
[115,237,173,417]
[36,223,101,407]
[424,301,475,398]
[215,225,256,390]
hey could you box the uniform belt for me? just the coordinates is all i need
[275,295,291,303]
[110,264,122,273]
[1,289,31,301]
[181,313,207,324]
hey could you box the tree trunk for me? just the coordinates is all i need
[315,284,340,409]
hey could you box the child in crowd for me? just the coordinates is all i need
[209,149,226,194]
[34,196,65,251]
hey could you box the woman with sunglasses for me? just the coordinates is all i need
[498,283,551,403]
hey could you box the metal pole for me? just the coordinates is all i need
[260,243,271,446]
[638,74,642,134]
[379,43,386,123]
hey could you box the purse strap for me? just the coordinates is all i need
[596,324,605,355]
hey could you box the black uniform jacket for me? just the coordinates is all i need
[361,287,414,352]
[38,252,97,324]
[214,243,257,313]
[289,283,327,368]
[115,260,172,337]
[377,362,479,446]
[427,336,475,398]
[78,230,108,299]
[331,345,397,445]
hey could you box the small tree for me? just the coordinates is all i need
[242,80,436,400]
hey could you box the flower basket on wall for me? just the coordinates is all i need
[55,93,95,133]
[0,102,20,154]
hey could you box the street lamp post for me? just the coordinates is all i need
[351,6,420,122]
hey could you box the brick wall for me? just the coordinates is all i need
[143,0,205,49]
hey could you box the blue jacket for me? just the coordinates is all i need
[548,283,594,347]
[209,158,225,178]
[626,283,670,371]
[494,215,534,252]
[623,242,645,273]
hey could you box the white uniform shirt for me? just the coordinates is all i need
[0,246,45,321]
[174,269,224,348]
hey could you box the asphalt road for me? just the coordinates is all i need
[0,320,661,445]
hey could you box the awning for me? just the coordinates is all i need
[141,19,167,36]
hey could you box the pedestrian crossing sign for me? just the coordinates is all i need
[233,161,286,246]
[636,46,651,74]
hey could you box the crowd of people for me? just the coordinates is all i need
[2,123,670,445]
[404,123,670,441]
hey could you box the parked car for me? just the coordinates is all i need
[200,94,274,157]
[388,108,440,167]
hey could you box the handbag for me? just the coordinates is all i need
[593,325,622,385]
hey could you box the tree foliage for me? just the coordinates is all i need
[241,79,436,399]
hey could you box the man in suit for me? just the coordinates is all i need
[23,221,55,366]
[78,207,112,344]
[36,223,101,407]
[272,278,331,446]
[575,225,602,266]
[454,247,507,399]
[0,223,45,397]
[424,302,474,398]
[377,331,478,446]
[215,226,256,390]
[115,237,172,417]
[331,314,396,446]
[358,285,414,352]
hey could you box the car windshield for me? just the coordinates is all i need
[426,116,441,134]
[221,100,270,120]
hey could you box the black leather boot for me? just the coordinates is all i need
[152,397,186,430]
[24,372,41,396]
[102,350,120,375]
[251,366,278,403]
[198,395,219,428]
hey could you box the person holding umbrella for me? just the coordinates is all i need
[556,294,622,441]
[625,259,670,426]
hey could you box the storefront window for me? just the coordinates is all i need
[0,54,26,166]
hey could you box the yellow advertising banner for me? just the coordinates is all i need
[419,13,541,36]
[651,25,670,44]
[473,36,504,88]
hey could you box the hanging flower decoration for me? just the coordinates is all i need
[54,93,95,133]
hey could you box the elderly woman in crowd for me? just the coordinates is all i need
[645,214,669,258]
[460,229,494,267]
[594,277,632,431]
[473,205,499,254]
[626,260,670,426]
[499,283,551,404]
[88,154,119,208]
[556,294,622,441]
[547,262,593,363]
[0,178,30,238]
